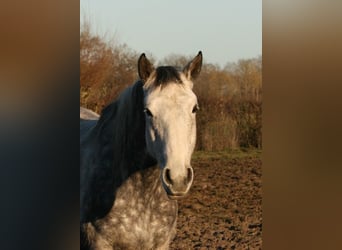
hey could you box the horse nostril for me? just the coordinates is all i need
[164,168,173,185]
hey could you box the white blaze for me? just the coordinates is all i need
[144,76,197,180]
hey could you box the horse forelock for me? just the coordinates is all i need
[144,66,183,90]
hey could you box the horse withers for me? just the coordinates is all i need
[80,51,202,249]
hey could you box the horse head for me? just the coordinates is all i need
[138,52,202,199]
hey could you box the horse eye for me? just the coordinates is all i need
[192,104,199,113]
[144,108,153,117]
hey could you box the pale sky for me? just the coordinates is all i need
[80,0,262,67]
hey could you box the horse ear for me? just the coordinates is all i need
[138,53,154,82]
[183,51,203,80]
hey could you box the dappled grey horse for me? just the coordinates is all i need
[80,51,202,249]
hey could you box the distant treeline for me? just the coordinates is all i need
[80,23,262,150]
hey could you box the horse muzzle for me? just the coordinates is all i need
[161,166,194,199]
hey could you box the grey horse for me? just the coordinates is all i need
[80,52,202,249]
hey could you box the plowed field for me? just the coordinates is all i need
[170,150,262,250]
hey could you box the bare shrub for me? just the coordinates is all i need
[194,57,262,150]
[199,113,238,151]
[80,22,138,113]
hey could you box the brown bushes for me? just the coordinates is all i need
[80,26,262,150]
[80,22,138,113]
[193,59,262,150]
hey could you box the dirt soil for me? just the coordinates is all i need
[170,150,262,250]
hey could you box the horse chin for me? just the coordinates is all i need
[167,194,186,200]
[166,191,188,200]
[160,174,191,200]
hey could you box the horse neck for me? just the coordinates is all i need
[95,81,156,182]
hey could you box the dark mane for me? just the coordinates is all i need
[154,66,183,86]
[81,80,156,222]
